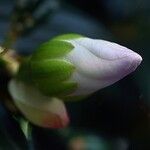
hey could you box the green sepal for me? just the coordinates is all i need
[17,58,77,98]
[33,79,78,98]
[53,33,83,41]
[31,40,74,61]
[30,59,75,82]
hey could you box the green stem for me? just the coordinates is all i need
[20,119,32,141]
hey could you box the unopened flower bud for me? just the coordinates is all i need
[16,34,142,100]
[8,79,69,128]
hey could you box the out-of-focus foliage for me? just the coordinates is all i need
[0,0,149,150]
[0,103,28,150]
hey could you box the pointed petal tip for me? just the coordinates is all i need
[125,52,142,74]
[130,52,143,66]
[135,53,142,65]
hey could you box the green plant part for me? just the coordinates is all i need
[32,40,74,60]
[17,38,78,99]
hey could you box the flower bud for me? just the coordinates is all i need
[8,79,69,128]
[17,34,142,100]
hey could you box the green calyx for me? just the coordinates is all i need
[30,59,75,81]
[16,34,80,99]
[32,40,74,61]
[33,79,77,97]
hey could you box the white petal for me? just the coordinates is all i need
[64,38,142,96]
[8,80,69,128]
[65,40,142,80]
[65,40,104,79]
[74,37,142,61]
[69,72,119,95]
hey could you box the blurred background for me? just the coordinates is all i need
[0,0,150,149]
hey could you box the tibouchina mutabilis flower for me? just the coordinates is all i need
[8,34,142,128]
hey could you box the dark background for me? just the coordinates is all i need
[0,0,150,149]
